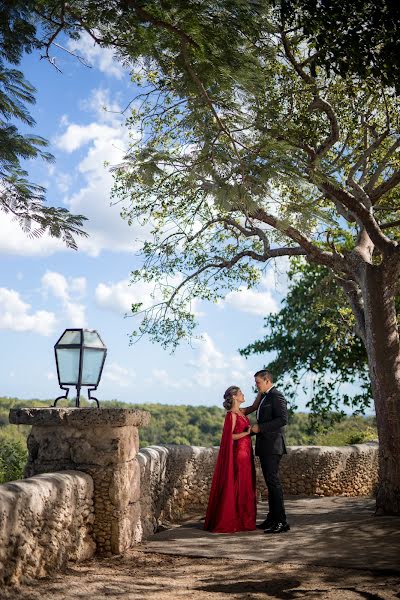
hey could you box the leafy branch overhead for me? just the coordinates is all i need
[0,2,88,249]
[73,1,400,347]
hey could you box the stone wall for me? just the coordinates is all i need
[9,407,150,556]
[137,442,379,536]
[0,471,95,586]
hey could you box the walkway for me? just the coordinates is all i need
[143,496,400,571]
[2,497,400,600]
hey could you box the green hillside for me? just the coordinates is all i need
[0,396,377,484]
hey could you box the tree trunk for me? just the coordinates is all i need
[361,260,400,515]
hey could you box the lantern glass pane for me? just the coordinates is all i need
[83,330,104,349]
[81,348,104,385]
[56,348,80,384]
[58,330,82,345]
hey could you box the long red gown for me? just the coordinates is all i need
[204,411,257,533]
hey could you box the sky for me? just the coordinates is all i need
[0,34,334,411]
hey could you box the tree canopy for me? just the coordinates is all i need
[81,1,400,349]
[281,0,400,92]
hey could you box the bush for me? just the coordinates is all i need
[0,437,27,483]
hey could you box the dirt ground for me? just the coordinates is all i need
[1,550,399,600]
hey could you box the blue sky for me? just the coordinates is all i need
[0,35,347,411]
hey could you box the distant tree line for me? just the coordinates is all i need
[0,396,377,484]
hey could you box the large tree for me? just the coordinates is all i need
[35,1,400,514]
[0,1,87,248]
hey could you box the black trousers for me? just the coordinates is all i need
[259,453,286,523]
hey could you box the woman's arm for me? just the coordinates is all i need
[232,426,251,440]
[241,392,263,416]
[230,412,251,440]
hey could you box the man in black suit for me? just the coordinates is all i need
[251,369,290,533]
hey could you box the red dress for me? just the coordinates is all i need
[204,411,257,533]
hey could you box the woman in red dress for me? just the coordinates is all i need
[204,386,261,533]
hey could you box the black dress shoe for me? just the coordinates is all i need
[263,522,278,533]
[256,519,275,530]
[264,521,290,534]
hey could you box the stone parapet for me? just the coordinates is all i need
[9,407,150,556]
[137,442,379,536]
[9,407,150,428]
[277,443,379,497]
[0,471,95,586]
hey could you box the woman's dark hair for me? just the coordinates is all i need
[223,385,240,410]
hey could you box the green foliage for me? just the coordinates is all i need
[0,424,28,484]
[68,0,399,350]
[241,259,372,423]
[282,0,400,92]
[0,1,88,249]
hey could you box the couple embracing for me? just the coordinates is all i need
[204,369,290,534]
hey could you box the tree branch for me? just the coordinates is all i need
[281,31,315,85]
[320,180,397,254]
[370,170,400,204]
[309,96,340,158]
[252,207,348,273]
[366,138,400,193]
[336,277,366,344]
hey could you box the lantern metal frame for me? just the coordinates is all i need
[53,328,107,408]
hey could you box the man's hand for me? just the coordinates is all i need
[251,424,260,434]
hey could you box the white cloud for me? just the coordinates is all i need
[80,87,124,123]
[152,369,192,390]
[70,276,87,296]
[224,286,278,316]
[220,262,291,316]
[152,333,253,392]
[0,288,57,336]
[42,271,69,300]
[67,33,125,79]
[64,301,86,327]
[55,106,146,257]
[95,278,155,314]
[103,362,136,387]
[41,271,87,327]
[56,122,119,153]
[187,333,253,389]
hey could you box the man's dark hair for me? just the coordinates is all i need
[254,369,273,383]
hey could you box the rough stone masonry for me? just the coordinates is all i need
[9,407,150,556]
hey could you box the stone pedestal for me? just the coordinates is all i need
[9,407,150,556]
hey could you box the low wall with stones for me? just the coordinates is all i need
[0,471,95,586]
[137,442,379,536]
[9,407,150,556]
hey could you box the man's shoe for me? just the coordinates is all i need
[256,519,274,530]
[263,522,278,533]
[264,521,290,534]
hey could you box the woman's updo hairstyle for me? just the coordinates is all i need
[223,385,240,410]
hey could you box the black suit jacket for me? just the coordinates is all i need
[255,387,288,457]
